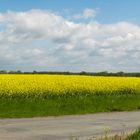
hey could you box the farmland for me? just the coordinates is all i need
[0,74,140,118]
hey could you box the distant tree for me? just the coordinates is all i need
[33,70,37,74]
[0,70,7,74]
[17,70,22,74]
[117,71,124,76]
[98,71,108,76]
[80,71,87,75]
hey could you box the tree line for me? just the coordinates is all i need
[0,70,140,77]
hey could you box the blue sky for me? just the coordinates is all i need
[1,0,140,24]
[0,0,140,72]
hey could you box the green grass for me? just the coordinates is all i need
[71,128,140,140]
[126,128,140,140]
[0,94,140,118]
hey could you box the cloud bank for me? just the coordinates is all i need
[0,9,140,72]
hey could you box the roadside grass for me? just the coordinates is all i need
[126,128,140,140]
[70,128,140,140]
[97,128,140,140]
[0,94,140,118]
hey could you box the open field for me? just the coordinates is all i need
[0,74,140,118]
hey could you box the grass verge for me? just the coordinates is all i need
[71,128,140,140]
[126,128,140,140]
[97,128,140,140]
[0,94,140,118]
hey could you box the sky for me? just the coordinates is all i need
[0,0,140,72]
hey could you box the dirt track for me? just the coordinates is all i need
[0,111,140,140]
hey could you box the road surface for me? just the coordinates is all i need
[0,111,140,140]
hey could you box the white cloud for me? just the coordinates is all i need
[83,8,97,18]
[0,9,140,72]
[72,8,97,20]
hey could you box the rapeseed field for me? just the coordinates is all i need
[0,74,140,98]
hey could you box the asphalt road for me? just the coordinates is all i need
[0,111,140,140]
